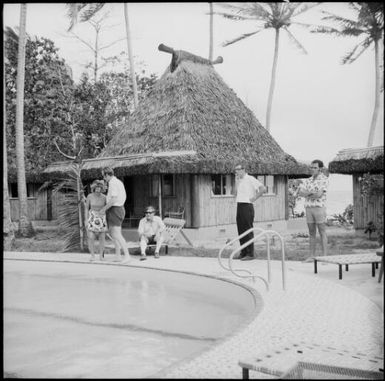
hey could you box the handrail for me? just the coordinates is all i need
[218,227,286,291]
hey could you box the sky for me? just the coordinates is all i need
[3,2,384,192]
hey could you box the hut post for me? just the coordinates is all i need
[158,174,162,217]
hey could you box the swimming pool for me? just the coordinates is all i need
[4,259,263,378]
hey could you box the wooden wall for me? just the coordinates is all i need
[130,174,193,227]
[190,175,287,228]
[352,174,384,229]
[10,184,64,221]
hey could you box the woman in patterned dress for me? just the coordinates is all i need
[85,180,108,261]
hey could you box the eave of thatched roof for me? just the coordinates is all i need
[329,146,384,174]
[43,149,310,180]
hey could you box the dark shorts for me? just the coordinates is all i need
[106,206,125,227]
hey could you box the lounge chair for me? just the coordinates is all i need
[313,253,381,280]
[105,217,190,255]
[377,246,384,283]
[239,341,383,379]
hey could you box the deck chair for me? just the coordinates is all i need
[105,217,190,256]
[165,206,185,219]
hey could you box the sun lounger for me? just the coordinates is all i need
[105,217,190,255]
[313,253,381,280]
[238,341,383,379]
[377,247,383,283]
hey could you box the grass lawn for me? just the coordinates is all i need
[8,224,381,262]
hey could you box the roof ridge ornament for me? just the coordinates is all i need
[158,43,223,72]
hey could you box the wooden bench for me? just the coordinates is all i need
[314,253,381,280]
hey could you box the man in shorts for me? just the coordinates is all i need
[99,167,131,262]
[138,205,165,261]
[297,159,329,261]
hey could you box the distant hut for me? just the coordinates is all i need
[329,146,384,229]
[44,45,309,240]
[7,167,62,223]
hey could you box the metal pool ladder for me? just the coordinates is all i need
[218,227,286,291]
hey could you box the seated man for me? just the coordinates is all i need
[138,205,165,261]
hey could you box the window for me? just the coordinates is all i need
[8,183,38,198]
[256,175,276,195]
[151,174,175,197]
[9,183,18,198]
[211,174,233,196]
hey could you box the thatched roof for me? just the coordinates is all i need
[329,146,384,174]
[45,47,310,180]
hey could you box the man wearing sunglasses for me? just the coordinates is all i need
[138,206,166,261]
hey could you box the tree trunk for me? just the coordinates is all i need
[367,37,382,147]
[94,26,99,83]
[15,3,34,237]
[209,3,214,61]
[265,28,280,133]
[124,3,139,109]
[76,166,84,251]
[3,70,15,250]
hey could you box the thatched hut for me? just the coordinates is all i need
[329,146,384,229]
[44,46,309,239]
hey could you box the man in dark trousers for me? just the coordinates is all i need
[234,163,266,260]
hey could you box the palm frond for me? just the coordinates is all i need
[222,30,261,47]
[310,25,358,37]
[213,11,255,21]
[249,2,272,19]
[78,3,106,23]
[66,2,106,31]
[66,3,81,32]
[216,2,270,21]
[292,2,320,17]
[284,27,307,54]
[320,10,360,29]
[341,36,373,64]
[51,163,87,252]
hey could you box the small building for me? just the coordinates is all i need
[329,146,384,229]
[44,47,309,240]
[6,168,64,223]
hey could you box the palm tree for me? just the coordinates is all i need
[311,2,384,147]
[15,3,34,236]
[209,3,214,60]
[3,56,15,249]
[217,2,319,132]
[66,3,139,109]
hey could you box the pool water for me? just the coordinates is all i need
[4,260,262,378]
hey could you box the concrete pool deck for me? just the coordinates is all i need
[4,251,384,379]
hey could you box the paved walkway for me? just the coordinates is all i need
[4,251,384,379]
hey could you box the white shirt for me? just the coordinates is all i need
[106,176,126,206]
[236,174,264,203]
[138,215,165,237]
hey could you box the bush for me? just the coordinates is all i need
[332,204,354,227]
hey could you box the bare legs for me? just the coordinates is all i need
[98,232,105,260]
[307,222,328,258]
[109,225,130,260]
[140,235,164,259]
[317,223,328,256]
[88,231,96,260]
[88,231,106,261]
